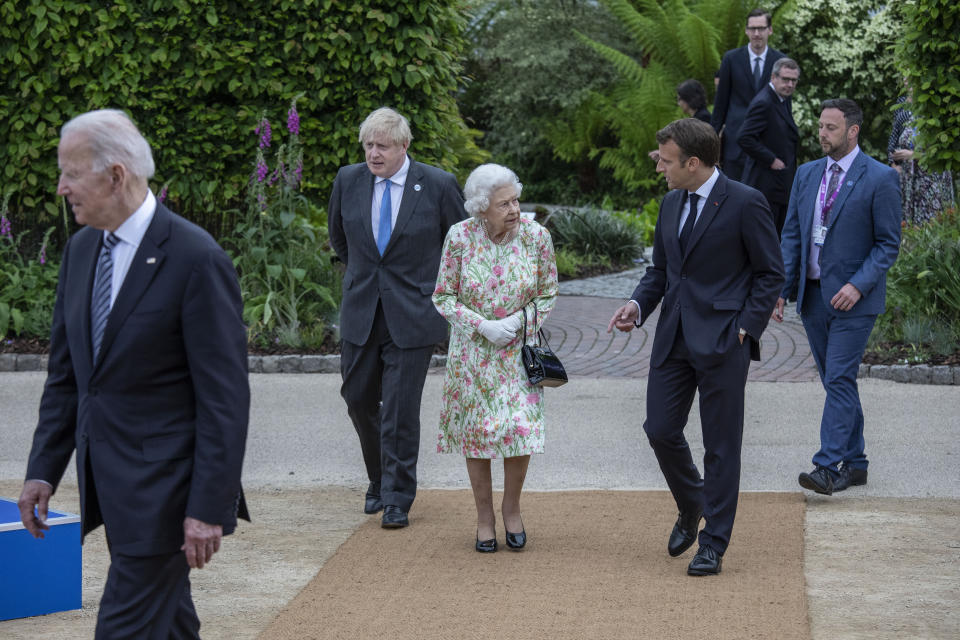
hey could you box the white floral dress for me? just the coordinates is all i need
[432,216,558,458]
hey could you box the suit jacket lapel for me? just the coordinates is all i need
[665,190,685,260]
[684,175,727,259]
[354,170,376,252]
[71,229,102,367]
[96,205,169,365]
[826,153,867,227]
[385,159,424,256]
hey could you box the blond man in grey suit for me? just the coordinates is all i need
[328,107,467,527]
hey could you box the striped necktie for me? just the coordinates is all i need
[91,232,119,361]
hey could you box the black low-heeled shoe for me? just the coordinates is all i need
[476,533,498,553]
[505,528,526,550]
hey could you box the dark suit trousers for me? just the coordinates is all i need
[643,328,751,555]
[770,200,787,238]
[96,549,199,639]
[722,155,746,183]
[340,301,433,511]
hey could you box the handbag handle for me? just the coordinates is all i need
[521,304,553,350]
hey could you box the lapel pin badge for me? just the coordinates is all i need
[146,257,157,264]
[414,184,421,192]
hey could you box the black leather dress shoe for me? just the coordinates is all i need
[834,464,868,491]
[667,508,703,557]
[798,466,835,495]
[381,505,408,528]
[505,528,526,550]
[687,545,722,576]
[364,482,382,514]
[476,534,498,553]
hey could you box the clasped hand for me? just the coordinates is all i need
[478,314,523,347]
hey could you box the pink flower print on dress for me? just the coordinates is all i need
[493,306,507,318]
[492,265,503,277]
[516,425,531,438]
[526,392,539,405]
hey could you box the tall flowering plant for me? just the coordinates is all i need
[226,95,339,348]
[0,194,59,338]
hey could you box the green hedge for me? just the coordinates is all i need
[895,0,960,173]
[0,0,473,232]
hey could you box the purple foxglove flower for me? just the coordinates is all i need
[257,159,269,182]
[0,214,11,238]
[158,185,168,203]
[287,105,300,136]
[256,118,272,149]
[40,244,47,265]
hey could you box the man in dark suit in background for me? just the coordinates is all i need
[773,99,901,496]
[712,8,785,181]
[738,57,801,235]
[328,107,466,528]
[608,119,784,576]
[18,109,250,638]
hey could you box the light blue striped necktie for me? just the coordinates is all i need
[91,232,119,361]
[377,180,393,255]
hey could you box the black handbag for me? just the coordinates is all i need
[520,305,568,387]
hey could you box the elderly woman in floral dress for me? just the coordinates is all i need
[433,163,558,553]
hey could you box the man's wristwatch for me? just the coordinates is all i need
[739,328,747,338]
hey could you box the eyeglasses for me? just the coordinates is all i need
[745,26,770,33]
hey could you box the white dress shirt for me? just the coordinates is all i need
[372,156,410,246]
[104,189,157,308]
[807,146,860,280]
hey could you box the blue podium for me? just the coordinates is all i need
[1,497,81,620]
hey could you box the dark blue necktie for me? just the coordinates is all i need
[753,56,763,91]
[679,192,700,253]
[91,232,119,361]
[377,180,393,255]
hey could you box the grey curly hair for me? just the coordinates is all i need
[463,163,523,217]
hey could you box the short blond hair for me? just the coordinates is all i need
[358,107,412,146]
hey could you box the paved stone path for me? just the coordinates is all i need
[547,268,819,382]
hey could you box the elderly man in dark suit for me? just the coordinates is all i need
[328,107,467,528]
[712,8,785,181]
[18,109,250,638]
[608,118,784,576]
[738,57,801,235]
[773,99,901,495]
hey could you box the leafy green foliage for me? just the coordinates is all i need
[873,208,960,352]
[546,207,644,267]
[1,0,474,234]
[225,101,339,349]
[894,0,960,173]
[611,196,660,248]
[567,0,744,193]
[776,0,902,163]
[460,0,641,204]
[0,196,59,338]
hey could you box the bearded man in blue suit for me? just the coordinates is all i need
[773,99,901,495]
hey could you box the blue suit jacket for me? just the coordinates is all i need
[632,173,784,367]
[780,151,901,315]
[26,204,250,556]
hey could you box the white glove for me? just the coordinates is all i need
[478,318,519,347]
[501,313,523,334]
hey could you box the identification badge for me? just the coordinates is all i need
[813,224,828,246]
